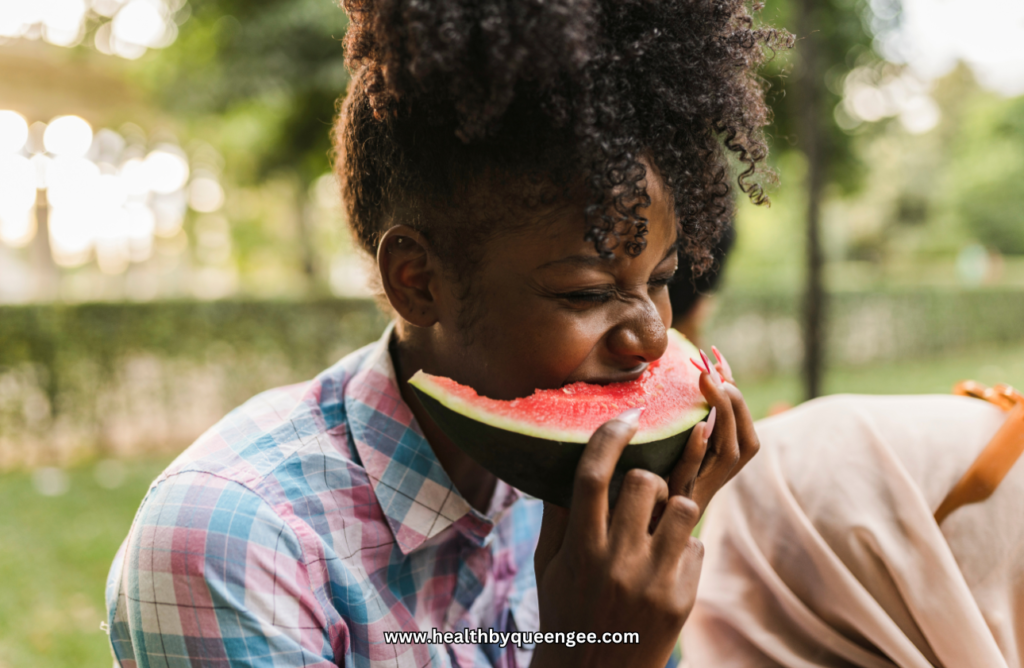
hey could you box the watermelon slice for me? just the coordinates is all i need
[409,329,709,507]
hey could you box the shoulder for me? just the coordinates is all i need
[737,393,1007,520]
[753,393,1004,460]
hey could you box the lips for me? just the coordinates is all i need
[568,362,649,386]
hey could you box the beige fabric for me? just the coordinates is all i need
[683,394,1024,668]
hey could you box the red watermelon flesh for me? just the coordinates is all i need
[409,329,708,444]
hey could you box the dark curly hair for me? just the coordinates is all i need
[335,0,790,282]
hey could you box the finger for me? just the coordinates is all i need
[672,536,705,617]
[691,371,740,509]
[669,410,712,498]
[711,345,734,384]
[652,494,702,562]
[568,408,643,545]
[535,502,570,583]
[723,383,760,483]
[609,469,668,548]
[698,370,737,477]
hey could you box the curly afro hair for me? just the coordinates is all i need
[335,0,790,281]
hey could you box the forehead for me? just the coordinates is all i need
[496,171,678,269]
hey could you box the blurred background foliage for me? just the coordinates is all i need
[1,0,1024,665]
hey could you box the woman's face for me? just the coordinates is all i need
[427,175,679,401]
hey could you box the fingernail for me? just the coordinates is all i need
[712,345,733,382]
[701,349,723,384]
[696,350,712,374]
[690,358,707,375]
[703,406,717,440]
[699,350,713,374]
[615,407,645,427]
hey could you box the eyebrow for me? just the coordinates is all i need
[537,236,681,271]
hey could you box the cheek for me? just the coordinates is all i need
[464,301,605,397]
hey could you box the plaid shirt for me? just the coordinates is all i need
[105,324,544,668]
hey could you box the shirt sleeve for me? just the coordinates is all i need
[107,471,341,668]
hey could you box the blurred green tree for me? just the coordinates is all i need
[758,0,892,398]
[137,0,350,287]
[946,95,1024,255]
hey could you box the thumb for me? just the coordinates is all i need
[534,502,570,582]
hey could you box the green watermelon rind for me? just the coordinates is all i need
[408,329,709,444]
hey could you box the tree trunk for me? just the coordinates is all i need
[795,1,827,400]
[294,176,318,293]
[32,188,59,301]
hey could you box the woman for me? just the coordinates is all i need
[683,393,1024,667]
[105,1,785,666]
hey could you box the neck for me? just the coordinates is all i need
[390,328,498,515]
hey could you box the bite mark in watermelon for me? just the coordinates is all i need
[409,329,710,507]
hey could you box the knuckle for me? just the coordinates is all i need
[662,597,691,625]
[607,564,633,592]
[667,495,700,524]
[688,537,705,560]
[724,383,745,402]
[646,586,689,625]
[575,467,606,494]
[623,468,665,495]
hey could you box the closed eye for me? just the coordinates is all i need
[648,275,675,288]
[557,290,614,304]
[648,266,678,289]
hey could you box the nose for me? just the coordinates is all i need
[605,300,669,368]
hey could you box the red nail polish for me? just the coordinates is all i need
[712,345,734,383]
[690,358,707,375]
[699,349,713,375]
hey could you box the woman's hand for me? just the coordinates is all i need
[531,410,705,668]
[530,346,758,667]
[671,346,759,514]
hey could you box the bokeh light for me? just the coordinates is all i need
[188,175,225,213]
[0,109,202,273]
[119,157,149,196]
[48,206,94,268]
[0,110,29,154]
[92,0,128,19]
[0,4,42,39]
[43,116,94,158]
[41,0,87,47]
[126,202,156,261]
[46,157,100,209]
[0,0,185,59]
[151,190,187,236]
[0,154,39,214]
[0,209,36,248]
[115,0,164,45]
[30,154,52,189]
[143,146,189,194]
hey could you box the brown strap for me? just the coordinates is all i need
[935,383,1024,525]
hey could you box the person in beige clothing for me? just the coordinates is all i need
[683,393,1024,668]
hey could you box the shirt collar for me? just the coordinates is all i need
[345,323,521,554]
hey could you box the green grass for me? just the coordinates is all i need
[739,342,1024,419]
[2,342,1024,667]
[0,457,173,668]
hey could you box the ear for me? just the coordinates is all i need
[377,226,440,328]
